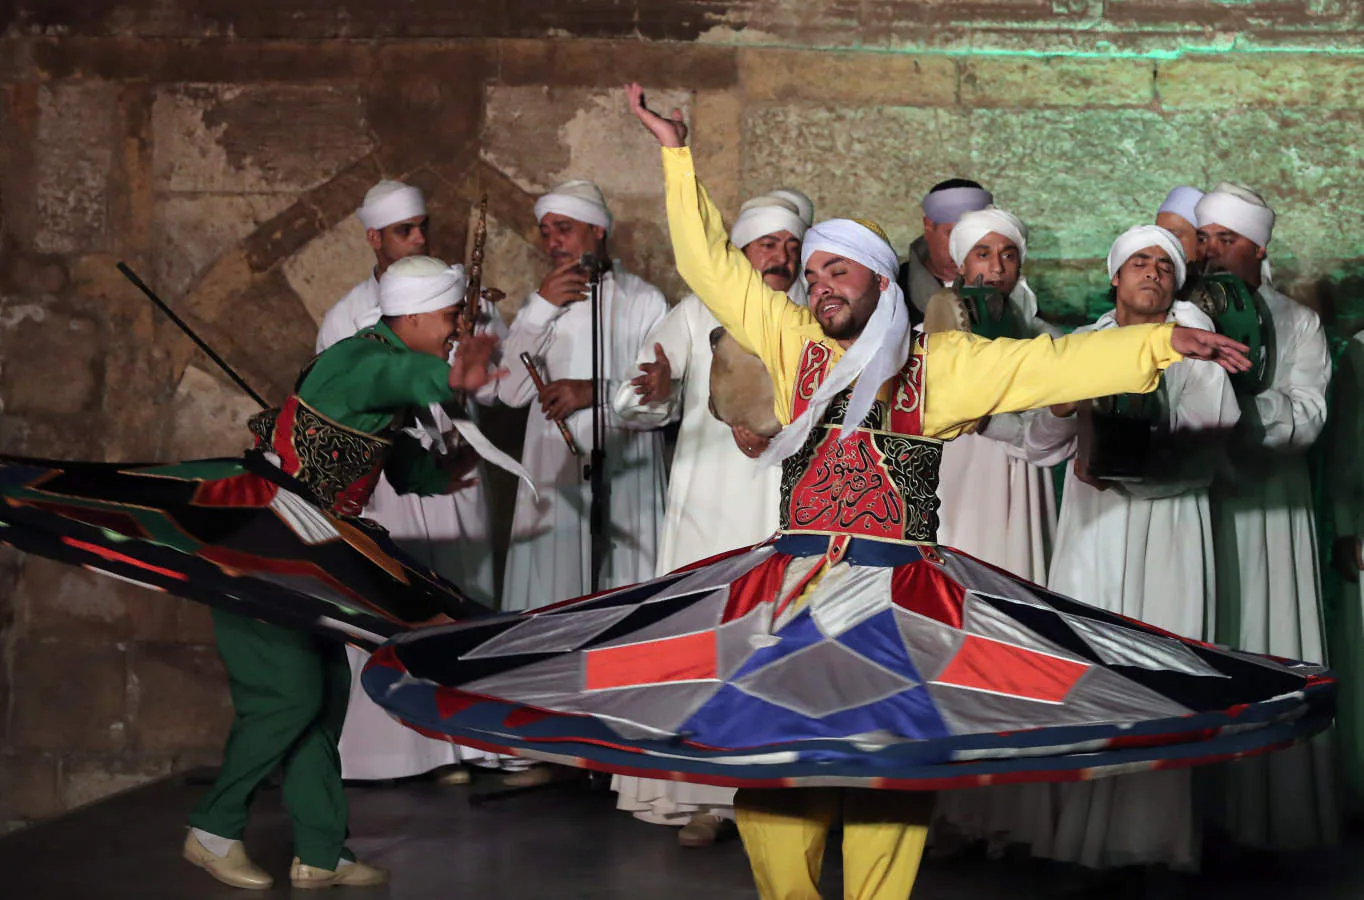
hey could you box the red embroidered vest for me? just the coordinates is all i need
[248,396,394,518]
[779,336,942,545]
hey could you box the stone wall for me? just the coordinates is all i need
[2,1,1362,828]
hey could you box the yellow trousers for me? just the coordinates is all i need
[734,788,933,900]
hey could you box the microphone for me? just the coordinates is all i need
[578,253,609,281]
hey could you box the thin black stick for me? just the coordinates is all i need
[116,262,269,410]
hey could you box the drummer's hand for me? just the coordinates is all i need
[1073,458,1113,492]
[1050,402,1078,418]
[626,83,688,148]
[732,425,770,459]
[1170,325,1251,374]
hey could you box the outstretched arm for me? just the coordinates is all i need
[921,325,1249,439]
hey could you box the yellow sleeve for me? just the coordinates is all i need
[922,324,1183,438]
[662,147,823,422]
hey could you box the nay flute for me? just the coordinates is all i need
[519,352,582,456]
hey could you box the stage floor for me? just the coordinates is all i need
[1,770,1361,899]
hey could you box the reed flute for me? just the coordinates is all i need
[519,352,582,456]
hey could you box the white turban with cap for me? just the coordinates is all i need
[1195,181,1275,285]
[1157,186,1204,226]
[357,256,466,329]
[729,195,808,251]
[534,179,613,234]
[759,218,908,465]
[922,184,994,225]
[946,206,1046,327]
[769,188,815,228]
[357,180,427,232]
[1107,224,1188,289]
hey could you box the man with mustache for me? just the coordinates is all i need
[498,180,669,620]
[1197,183,1339,851]
[315,180,504,788]
[628,82,1250,900]
[610,191,809,846]
[897,178,994,324]
[1022,226,1241,873]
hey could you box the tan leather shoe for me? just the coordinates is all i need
[290,857,389,889]
[182,832,273,890]
[677,813,723,848]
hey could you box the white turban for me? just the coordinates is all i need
[357,256,466,329]
[1157,186,1204,226]
[357,180,427,232]
[759,218,908,465]
[1107,224,1188,289]
[769,188,815,227]
[1195,181,1275,285]
[730,195,808,250]
[922,185,994,225]
[948,207,1028,267]
[533,179,613,235]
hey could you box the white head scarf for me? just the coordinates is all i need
[1157,186,1204,227]
[922,185,994,225]
[1107,224,1188,289]
[730,195,808,251]
[357,256,466,329]
[357,180,427,231]
[533,179,613,234]
[947,206,1042,324]
[1194,182,1275,286]
[769,188,815,228]
[759,219,908,465]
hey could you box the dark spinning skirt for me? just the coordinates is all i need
[363,534,1333,790]
[0,455,484,647]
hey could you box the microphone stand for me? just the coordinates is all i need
[587,260,608,595]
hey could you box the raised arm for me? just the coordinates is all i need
[628,84,815,395]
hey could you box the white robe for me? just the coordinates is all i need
[607,292,794,825]
[1021,301,1242,870]
[1210,284,1338,849]
[498,269,669,611]
[317,274,503,780]
[931,286,1059,843]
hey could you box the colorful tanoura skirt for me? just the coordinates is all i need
[364,534,1334,790]
[0,455,484,646]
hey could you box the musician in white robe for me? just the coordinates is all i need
[608,193,808,846]
[896,179,993,322]
[1023,226,1240,870]
[918,207,1064,850]
[498,181,669,612]
[1198,183,1339,850]
[314,182,505,782]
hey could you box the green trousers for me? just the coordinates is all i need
[188,610,351,869]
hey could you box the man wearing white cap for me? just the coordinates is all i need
[897,179,995,324]
[629,82,1251,900]
[1156,185,1205,271]
[917,205,1061,850]
[498,179,669,614]
[184,256,503,891]
[1021,226,1241,872]
[315,181,506,785]
[1197,183,1339,850]
[609,191,809,846]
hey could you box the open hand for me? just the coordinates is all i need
[631,343,672,404]
[1170,325,1251,374]
[626,82,687,148]
[448,333,507,393]
[539,378,594,421]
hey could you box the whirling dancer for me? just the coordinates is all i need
[0,257,512,890]
[364,87,1331,900]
